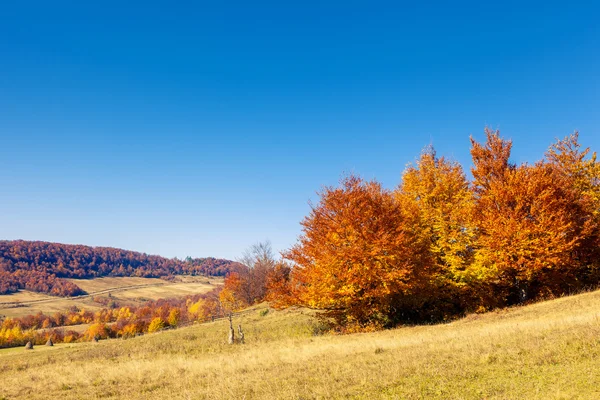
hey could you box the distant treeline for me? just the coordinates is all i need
[0,240,243,296]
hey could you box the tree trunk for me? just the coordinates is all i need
[228,314,235,345]
[238,324,245,344]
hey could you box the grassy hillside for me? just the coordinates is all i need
[2,290,600,399]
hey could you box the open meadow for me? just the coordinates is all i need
[1,289,600,399]
[0,276,222,319]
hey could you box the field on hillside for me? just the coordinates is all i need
[66,276,169,292]
[0,276,222,318]
[2,291,600,399]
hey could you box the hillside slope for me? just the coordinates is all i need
[0,240,242,295]
[2,289,600,399]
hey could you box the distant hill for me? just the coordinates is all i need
[0,240,243,296]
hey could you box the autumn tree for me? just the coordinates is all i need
[470,129,593,304]
[396,146,478,314]
[85,323,111,340]
[283,175,431,328]
[219,272,248,312]
[545,132,600,282]
[219,241,279,309]
[237,241,277,303]
[265,261,294,308]
[167,308,181,327]
[187,298,209,320]
[470,128,515,194]
[147,317,166,333]
[546,132,600,209]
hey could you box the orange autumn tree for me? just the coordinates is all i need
[283,175,431,328]
[546,132,600,209]
[545,132,600,283]
[396,146,478,314]
[85,322,111,340]
[470,129,592,304]
[219,272,248,312]
[265,262,294,308]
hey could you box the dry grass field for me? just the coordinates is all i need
[66,277,169,292]
[2,289,600,399]
[0,276,223,318]
[0,291,104,318]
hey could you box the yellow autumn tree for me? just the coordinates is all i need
[187,299,207,319]
[0,325,25,347]
[167,309,180,327]
[85,322,110,340]
[147,317,165,333]
[114,306,133,321]
[396,146,478,314]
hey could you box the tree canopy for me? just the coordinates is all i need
[269,130,600,329]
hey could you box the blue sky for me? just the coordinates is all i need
[1,1,598,260]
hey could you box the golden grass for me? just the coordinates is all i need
[0,277,223,319]
[66,277,169,292]
[110,281,217,301]
[2,290,600,399]
[0,295,103,318]
[0,291,52,304]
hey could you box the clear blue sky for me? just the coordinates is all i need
[1,1,598,260]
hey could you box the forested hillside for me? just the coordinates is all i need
[0,240,242,296]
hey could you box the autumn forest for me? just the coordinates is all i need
[0,240,243,295]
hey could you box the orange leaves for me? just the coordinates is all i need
[470,128,514,193]
[84,323,111,340]
[265,262,294,309]
[274,129,600,329]
[471,132,599,302]
[545,132,600,225]
[475,164,575,274]
[219,272,248,312]
[282,176,427,326]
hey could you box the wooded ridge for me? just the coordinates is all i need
[0,240,242,296]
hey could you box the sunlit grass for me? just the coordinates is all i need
[1,292,600,399]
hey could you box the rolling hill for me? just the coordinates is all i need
[0,240,242,296]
